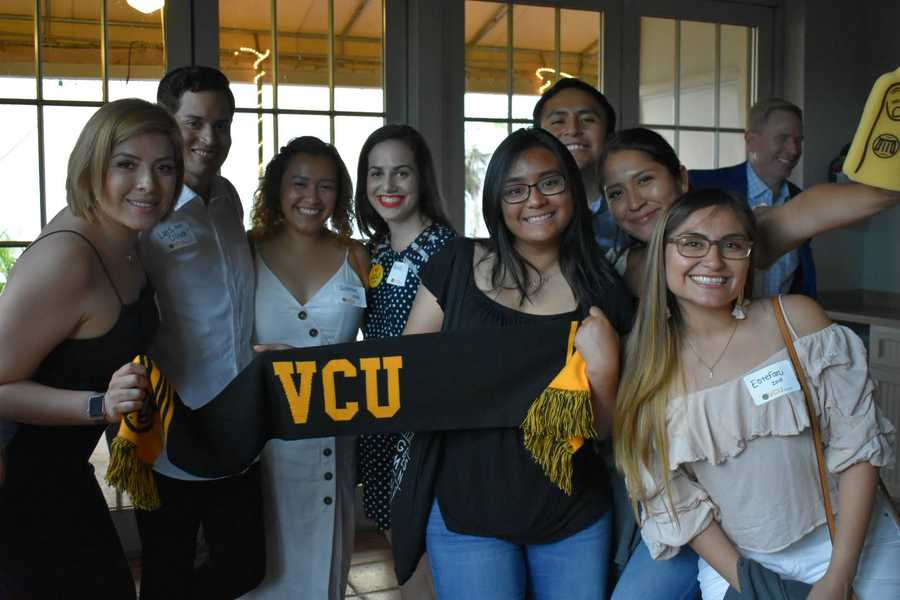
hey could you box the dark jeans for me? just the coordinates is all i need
[135,462,265,600]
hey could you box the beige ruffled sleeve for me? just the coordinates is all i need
[636,462,719,560]
[802,325,896,474]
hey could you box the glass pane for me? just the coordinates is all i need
[107,1,165,102]
[276,0,329,111]
[42,0,103,101]
[511,4,553,120]
[334,115,383,196]
[650,128,676,152]
[717,132,746,168]
[278,113,331,146]
[221,112,275,226]
[0,0,36,99]
[0,105,40,240]
[334,0,383,113]
[679,130,714,170]
[679,21,716,127]
[43,106,96,221]
[465,0,508,119]
[640,17,675,125]
[560,9,602,90]
[0,247,25,295]
[464,120,508,237]
[220,0,274,110]
[720,25,750,129]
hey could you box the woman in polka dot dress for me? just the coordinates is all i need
[355,125,455,599]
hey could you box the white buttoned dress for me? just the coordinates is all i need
[243,250,365,600]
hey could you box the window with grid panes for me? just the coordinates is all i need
[464,1,604,237]
[217,0,385,229]
[639,16,755,171]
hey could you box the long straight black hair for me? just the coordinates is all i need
[481,127,631,327]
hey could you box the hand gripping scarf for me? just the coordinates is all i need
[107,320,595,510]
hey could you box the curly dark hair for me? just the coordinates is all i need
[250,136,354,240]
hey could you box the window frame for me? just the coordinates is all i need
[219,0,387,164]
[0,0,160,250]
[621,0,775,132]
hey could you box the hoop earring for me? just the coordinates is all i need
[731,288,747,320]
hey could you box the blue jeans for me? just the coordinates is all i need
[612,538,700,600]
[426,500,612,599]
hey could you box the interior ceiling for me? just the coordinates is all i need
[0,1,597,59]
[1,1,742,93]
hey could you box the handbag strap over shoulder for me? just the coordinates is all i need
[773,297,872,600]
[770,297,839,541]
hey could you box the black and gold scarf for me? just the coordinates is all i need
[108,320,594,509]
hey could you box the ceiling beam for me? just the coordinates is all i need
[339,0,370,37]
[466,5,507,47]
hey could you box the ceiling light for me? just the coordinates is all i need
[127,0,164,15]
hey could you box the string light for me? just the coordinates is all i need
[535,67,574,93]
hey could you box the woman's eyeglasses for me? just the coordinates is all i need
[501,175,566,204]
[667,234,753,259]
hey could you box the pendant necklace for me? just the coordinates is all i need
[685,320,740,379]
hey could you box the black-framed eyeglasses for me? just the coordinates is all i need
[667,234,754,260]
[501,174,567,204]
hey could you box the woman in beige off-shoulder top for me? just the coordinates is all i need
[614,188,899,600]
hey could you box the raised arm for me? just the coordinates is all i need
[754,182,900,268]
[0,238,146,426]
[573,306,620,438]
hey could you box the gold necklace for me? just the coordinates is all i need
[684,320,740,379]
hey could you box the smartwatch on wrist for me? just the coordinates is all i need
[87,392,106,422]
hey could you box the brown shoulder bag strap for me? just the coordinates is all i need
[771,296,838,541]
[772,297,860,600]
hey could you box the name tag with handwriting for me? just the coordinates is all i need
[338,284,367,308]
[154,222,197,252]
[743,359,801,406]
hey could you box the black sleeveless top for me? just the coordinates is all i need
[2,230,158,489]
[421,238,632,544]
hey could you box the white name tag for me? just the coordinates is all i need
[743,359,801,406]
[387,260,410,287]
[154,222,197,252]
[337,284,367,308]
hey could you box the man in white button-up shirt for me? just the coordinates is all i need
[136,66,264,600]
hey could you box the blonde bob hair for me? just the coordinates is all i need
[66,98,184,220]
[614,188,756,517]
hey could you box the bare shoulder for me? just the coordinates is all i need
[346,239,370,264]
[778,294,832,338]
[6,231,97,302]
[335,237,370,286]
[0,231,97,379]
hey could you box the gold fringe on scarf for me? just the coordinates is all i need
[105,355,174,510]
[521,321,596,495]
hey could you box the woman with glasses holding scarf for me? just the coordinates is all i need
[397,127,633,598]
